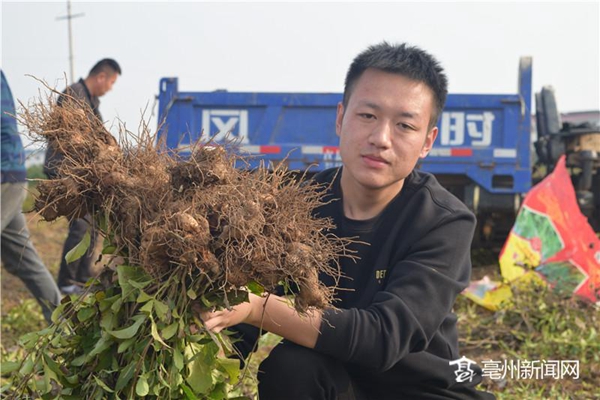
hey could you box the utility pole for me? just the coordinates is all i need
[56,0,84,84]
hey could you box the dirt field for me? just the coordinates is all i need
[3,211,597,398]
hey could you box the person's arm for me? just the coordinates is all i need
[202,200,475,371]
[200,293,323,349]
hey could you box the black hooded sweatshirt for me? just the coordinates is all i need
[312,167,494,400]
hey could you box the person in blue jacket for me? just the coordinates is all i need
[200,42,495,399]
[1,70,61,323]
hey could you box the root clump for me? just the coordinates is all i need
[20,92,348,314]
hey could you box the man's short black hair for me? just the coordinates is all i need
[88,58,122,77]
[343,42,448,129]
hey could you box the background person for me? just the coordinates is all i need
[1,70,61,323]
[44,58,121,295]
[200,42,495,399]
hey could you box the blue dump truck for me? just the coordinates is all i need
[157,58,599,244]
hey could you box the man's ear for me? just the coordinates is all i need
[419,127,438,158]
[335,102,345,138]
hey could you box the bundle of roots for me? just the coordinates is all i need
[20,92,348,313]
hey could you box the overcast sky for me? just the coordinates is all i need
[1,1,599,149]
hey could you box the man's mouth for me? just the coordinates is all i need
[361,154,389,166]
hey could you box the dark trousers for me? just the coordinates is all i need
[57,216,97,288]
[258,340,367,400]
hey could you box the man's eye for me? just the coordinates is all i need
[359,113,375,119]
[399,123,414,130]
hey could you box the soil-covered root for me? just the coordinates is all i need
[34,177,88,221]
[170,145,234,194]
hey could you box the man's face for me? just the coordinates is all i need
[95,72,118,97]
[336,68,438,197]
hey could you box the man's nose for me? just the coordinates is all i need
[369,121,393,148]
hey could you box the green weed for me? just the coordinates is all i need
[1,299,45,349]
[457,279,600,399]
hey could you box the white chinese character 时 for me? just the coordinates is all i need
[481,360,506,380]
[449,356,477,383]
[439,111,495,147]
[466,112,494,146]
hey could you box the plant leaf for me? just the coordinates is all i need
[129,279,151,290]
[50,302,68,324]
[100,309,116,331]
[173,347,184,371]
[246,280,264,296]
[19,357,34,375]
[150,319,171,349]
[65,373,79,386]
[162,322,179,340]
[77,307,96,322]
[154,300,169,322]
[182,383,199,400]
[94,376,114,393]
[137,290,153,303]
[185,344,214,394]
[65,230,91,264]
[98,213,108,232]
[19,331,40,350]
[0,361,19,374]
[117,337,136,354]
[108,315,146,340]
[207,382,227,400]
[70,354,86,367]
[42,353,63,380]
[101,244,117,255]
[117,265,150,299]
[87,335,112,359]
[140,300,154,314]
[216,357,240,385]
[115,362,136,392]
[99,294,120,312]
[135,375,149,396]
